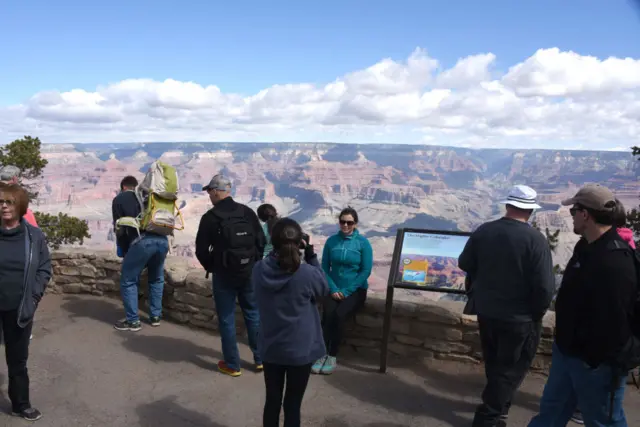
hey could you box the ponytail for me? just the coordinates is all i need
[277,241,301,273]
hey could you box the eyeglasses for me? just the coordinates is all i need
[339,220,355,226]
[0,199,15,206]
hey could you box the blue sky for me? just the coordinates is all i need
[1,0,639,147]
[2,0,639,105]
[401,232,469,259]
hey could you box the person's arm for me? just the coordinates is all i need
[589,255,637,365]
[343,237,373,297]
[458,234,477,276]
[303,243,329,298]
[195,212,215,271]
[246,206,266,260]
[32,231,52,304]
[528,235,556,320]
[321,239,339,294]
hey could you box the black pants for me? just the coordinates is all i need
[0,309,33,413]
[263,362,312,427]
[472,316,541,427]
[322,288,366,357]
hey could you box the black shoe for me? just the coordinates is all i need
[149,316,161,327]
[570,410,584,424]
[13,407,42,421]
[113,319,142,331]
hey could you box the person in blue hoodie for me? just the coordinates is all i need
[313,206,373,375]
[253,217,329,427]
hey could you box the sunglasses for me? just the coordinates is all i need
[339,220,355,226]
[0,199,15,206]
[569,206,585,216]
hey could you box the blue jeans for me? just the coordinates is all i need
[528,343,627,427]
[212,274,261,371]
[119,234,169,322]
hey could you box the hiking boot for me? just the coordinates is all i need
[570,410,584,424]
[311,355,327,374]
[149,316,161,327]
[13,407,42,421]
[217,361,242,377]
[320,356,337,375]
[113,319,142,332]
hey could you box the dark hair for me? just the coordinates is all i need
[120,175,138,191]
[339,206,359,223]
[0,183,29,218]
[613,199,627,227]
[271,217,302,273]
[257,203,278,222]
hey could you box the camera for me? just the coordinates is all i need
[299,232,310,249]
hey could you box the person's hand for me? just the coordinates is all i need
[331,292,344,301]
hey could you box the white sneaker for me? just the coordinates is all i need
[30,334,33,340]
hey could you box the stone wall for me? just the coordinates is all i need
[48,249,554,373]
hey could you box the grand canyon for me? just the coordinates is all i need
[29,142,639,300]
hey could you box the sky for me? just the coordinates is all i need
[401,232,469,259]
[1,0,640,149]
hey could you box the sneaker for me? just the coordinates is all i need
[149,316,161,327]
[113,319,142,332]
[311,356,327,374]
[13,407,42,421]
[570,410,584,424]
[255,363,264,372]
[30,334,33,340]
[217,361,242,377]
[320,356,337,375]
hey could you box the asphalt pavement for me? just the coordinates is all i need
[1,294,639,426]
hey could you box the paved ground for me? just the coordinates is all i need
[1,295,640,426]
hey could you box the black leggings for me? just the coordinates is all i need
[322,288,366,357]
[263,362,312,427]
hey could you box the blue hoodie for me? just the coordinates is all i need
[253,252,329,366]
[322,229,373,297]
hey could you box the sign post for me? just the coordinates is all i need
[379,227,471,373]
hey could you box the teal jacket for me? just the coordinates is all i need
[321,229,373,297]
[262,222,273,258]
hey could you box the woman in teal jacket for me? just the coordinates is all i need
[312,207,373,375]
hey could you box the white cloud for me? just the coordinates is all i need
[1,47,639,149]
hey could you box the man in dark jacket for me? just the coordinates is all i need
[111,175,140,256]
[528,185,636,427]
[195,174,266,377]
[459,184,555,427]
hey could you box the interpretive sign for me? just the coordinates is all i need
[379,228,471,373]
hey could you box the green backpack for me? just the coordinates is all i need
[116,161,185,237]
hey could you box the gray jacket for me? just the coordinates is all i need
[16,222,52,327]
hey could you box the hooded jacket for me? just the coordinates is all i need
[252,250,329,366]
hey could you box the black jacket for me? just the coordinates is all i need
[458,217,555,322]
[554,228,637,368]
[111,190,141,255]
[195,197,266,277]
[3,220,52,328]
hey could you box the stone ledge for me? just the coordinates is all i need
[47,249,555,373]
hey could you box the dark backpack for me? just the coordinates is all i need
[212,206,257,279]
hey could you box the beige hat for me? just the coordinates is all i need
[561,184,616,211]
